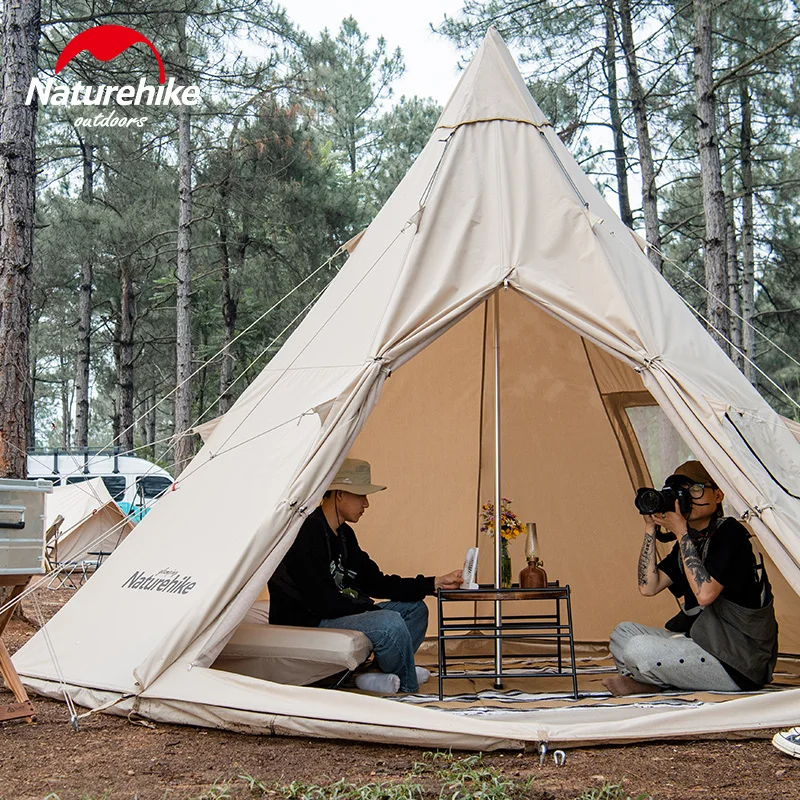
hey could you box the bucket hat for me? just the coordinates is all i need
[328,458,386,495]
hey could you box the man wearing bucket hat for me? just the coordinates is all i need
[268,458,463,694]
[604,460,777,696]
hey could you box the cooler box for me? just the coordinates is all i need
[0,478,53,575]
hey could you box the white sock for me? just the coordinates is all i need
[415,666,431,685]
[355,672,400,693]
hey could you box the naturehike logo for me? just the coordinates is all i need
[122,567,197,595]
[26,24,200,128]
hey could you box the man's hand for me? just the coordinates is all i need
[434,569,464,590]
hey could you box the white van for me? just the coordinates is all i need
[26,449,174,511]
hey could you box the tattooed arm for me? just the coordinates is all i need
[678,532,723,606]
[655,501,724,607]
[637,517,673,596]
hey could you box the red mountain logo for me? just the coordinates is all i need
[26,24,199,120]
[56,24,166,84]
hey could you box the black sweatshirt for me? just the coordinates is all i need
[268,506,436,627]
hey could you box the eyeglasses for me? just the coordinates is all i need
[688,482,715,498]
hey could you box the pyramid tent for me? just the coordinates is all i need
[47,477,135,565]
[14,30,800,748]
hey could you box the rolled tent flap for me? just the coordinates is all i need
[190,417,222,443]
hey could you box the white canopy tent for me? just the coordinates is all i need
[14,30,800,749]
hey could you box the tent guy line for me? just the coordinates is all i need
[660,252,800,385]
[19,246,347,489]
[417,129,454,208]
[197,282,335,458]
[207,219,417,459]
[609,227,800,413]
[29,591,81,729]
[178,413,307,483]
[0,509,135,620]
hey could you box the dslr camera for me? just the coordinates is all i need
[634,477,693,516]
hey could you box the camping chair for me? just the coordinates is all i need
[44,515,93,589]
[49,558,94,590]
[43,514,64,573]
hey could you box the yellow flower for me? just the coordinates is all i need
[480,498,524,541]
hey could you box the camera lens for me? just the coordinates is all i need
[635,488,663,515]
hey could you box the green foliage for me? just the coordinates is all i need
[412,751,534,800]
[296,18,438,223]
[300,17,405,177]
[369,96,441,209]
[29,0,800,459]
[30,5,442,464]
[276,776,422,800]
[197,778,235,800]
[36,754,654,800]
[572,782,651,800]
[437,0,800,411]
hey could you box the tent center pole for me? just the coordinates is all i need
[492,291,503,689]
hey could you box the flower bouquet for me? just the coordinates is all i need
[480,498,525,587]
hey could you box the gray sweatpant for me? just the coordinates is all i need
[609,621,741,692]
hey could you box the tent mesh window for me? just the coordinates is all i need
[626,405,695,489]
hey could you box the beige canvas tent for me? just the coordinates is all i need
[46,477,135,566]
[14,29,800,749]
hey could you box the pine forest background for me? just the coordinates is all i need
[15,0,800,477]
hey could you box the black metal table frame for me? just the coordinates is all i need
[436,582,578,701]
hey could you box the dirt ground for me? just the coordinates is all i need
[1,590,799,800]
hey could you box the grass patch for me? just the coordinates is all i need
[40,752,651,800]
[274,776,422,800]
[413,751,533,799]
[573,783,651,800]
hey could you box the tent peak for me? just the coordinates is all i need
[436,28,551,131]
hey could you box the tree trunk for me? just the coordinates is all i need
[0,0,40,477]
[137,393,148,455]
[117,261,135,453]
[218,186,241,416]
[173,13,194,477]
[603,0,633,228]
[147,389,157,460]
[720,90,742,366]
[739,78,757,385]
[217,181,234,416]
[693,0,730,350]
[74,136,93,448]
[617,0,662,271]
[27,361,36,450]
[218,250,238,416]
[725,211,742,363]
[60,347,71,449]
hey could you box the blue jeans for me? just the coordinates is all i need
[319,600,428,692]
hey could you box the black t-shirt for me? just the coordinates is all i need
[657,517,762,689]
[268,506,435,627]
[658,517,761,609]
